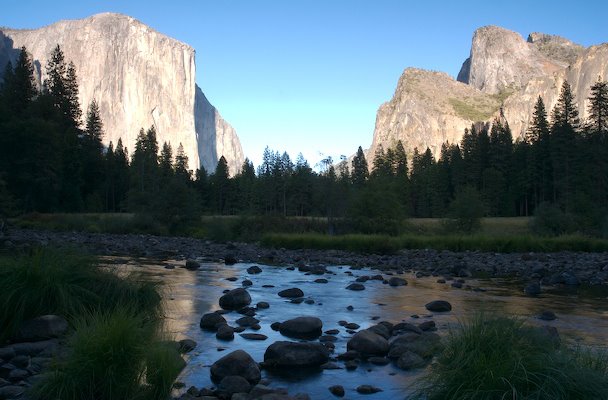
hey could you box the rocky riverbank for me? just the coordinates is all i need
[4,228,608,287]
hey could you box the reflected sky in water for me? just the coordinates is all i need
[104,257,608,399]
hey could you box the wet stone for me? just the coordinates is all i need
[329,385,345,397]
[425,300,452,312]
[240,333,268,341]
[278,288,304,298]
[346,283,365,291]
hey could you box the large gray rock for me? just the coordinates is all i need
[200,312,227,331]
[219,288,252,310]
[279,317,323,339]
[14,315,68,342]
[210,350,260,384]
[396,350,426,370]
[219,375,252,396]
[425,300,452,312]
[278,288,304,298]
[0,13,244,175]
[264,341,329,368]
[346,329,389,357]
[389,332,442,359]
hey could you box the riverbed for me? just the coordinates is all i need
[107,257,608,399]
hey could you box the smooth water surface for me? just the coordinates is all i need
[107,258,608,399]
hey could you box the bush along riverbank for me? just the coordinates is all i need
[413,314,608,399]
[0,249,189,400]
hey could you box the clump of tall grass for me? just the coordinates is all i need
[0,248,161,342]
[412,314,608,399]
[31,308,184,400]
[261,233,608,254]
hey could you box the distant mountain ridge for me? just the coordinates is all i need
[0,12,244,174]
[369,25,608,162]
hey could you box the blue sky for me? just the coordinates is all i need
[3,1,607,167]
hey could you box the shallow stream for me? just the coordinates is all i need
[109,258,608,399]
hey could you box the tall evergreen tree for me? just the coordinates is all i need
[587,78,608,134]
[174,143,190,183]
[82,99,105,209]
[159,142,174,178]
[351,146,369,186]
[211,156,230,214]
[550,80,579,211]
[3,47,37,115]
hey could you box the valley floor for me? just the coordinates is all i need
[3,227,608,287]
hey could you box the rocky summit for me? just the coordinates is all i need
[368,25,608,164]
[0,13,244,174]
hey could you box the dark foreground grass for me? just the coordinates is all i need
[261,233,608,254]
[31,309,184,400]
[0,249,182,400]
[0,249,161,341]
[412,314,608,400]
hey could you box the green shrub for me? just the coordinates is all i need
[413,314,608,399]
[32,309,183,400]
[0,249,161,341]
[443,186,485,233]
[531,203,578,236]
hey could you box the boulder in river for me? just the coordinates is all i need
[388,277,408,287]
[346,283,365,291]
[346,329,389,356]
[184,260,200,270]
[247,265,262,274]
[279,316,323,339]
[210,350,260,384]
[216,325,235,341]
[263,341,329,368]
[278,288,304,298]
[200,312,227,331]
[219,375,252,396]
[219,288,252,310]
[425,300,452,312]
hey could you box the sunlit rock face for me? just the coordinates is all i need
[0,12,244,174]
[369,25,607,163]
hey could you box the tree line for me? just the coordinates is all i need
[1,45,607,234]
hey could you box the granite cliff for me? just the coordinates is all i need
[0,13,244,174]
[370,25,607,163]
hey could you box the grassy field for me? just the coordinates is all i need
[10,213,608,253]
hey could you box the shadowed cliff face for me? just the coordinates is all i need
[369,25,607,164]
[195,85,244,176]
[0,12,244,174]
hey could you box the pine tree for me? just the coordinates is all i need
[65,62,82,127]
[159,142,174,178]
[81,99,105,210]
[3,47,37,115]
[527,96,550,144]
[174,143,190,182]
[292,153,315,216]
[85,100,103,143]
[527,96,551,207]
[351,146,369,186]
[371,145,391,179]
[550,80,579,211]
[211,156,230,214]
[587,77,608,134]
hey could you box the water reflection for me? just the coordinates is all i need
[104,257,608,399]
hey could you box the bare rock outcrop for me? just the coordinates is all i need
[369,25,608,163]
[0,13,244,174]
